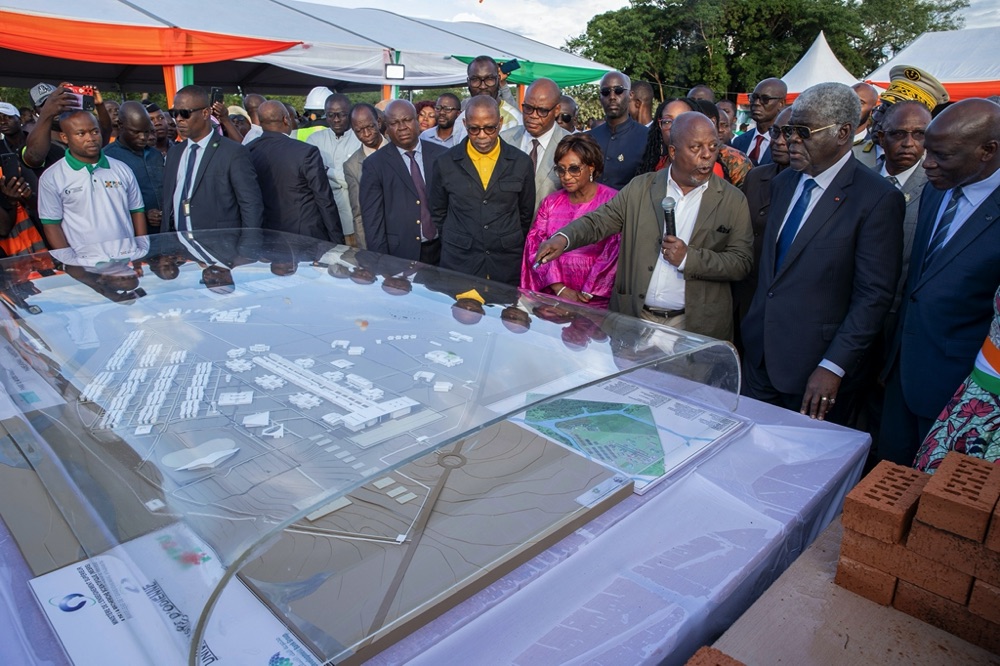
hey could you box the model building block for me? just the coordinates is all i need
[833,555,897,605]
[915,451,1000,542]
[842,460,929,544]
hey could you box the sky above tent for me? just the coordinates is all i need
[319,0,1000,55]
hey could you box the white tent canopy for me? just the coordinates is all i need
[866,27,1000,100]
[0,0,610,91]
[781,31,859,95]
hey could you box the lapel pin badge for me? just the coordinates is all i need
[617,154,624,162]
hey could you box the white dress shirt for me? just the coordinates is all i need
[521,124,557,173]
[927,166,1000,249]
[880,159,921,189]
[172,131,215,229]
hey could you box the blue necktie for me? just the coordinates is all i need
[775,178,818,271]
[178,143,200,230]
[923,186,963,270]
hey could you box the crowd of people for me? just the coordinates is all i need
[1,55,998,473]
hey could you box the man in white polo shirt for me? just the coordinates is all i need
[38,110,146,252]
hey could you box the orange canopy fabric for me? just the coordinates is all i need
[0,10,298,65]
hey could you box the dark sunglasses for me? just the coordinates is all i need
[779,123,837,140]
[169,107,206,119]
[558,113,574,124]
[554,164,586,177]
[522,103,556,117]
[600,85,628,97]
[466,124,499,136]
[749,93,784,105]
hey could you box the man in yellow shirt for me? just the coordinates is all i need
[429,97,535,285]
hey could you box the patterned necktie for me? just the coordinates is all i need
[748,134,765,163]
[886,174,900,189]
[405,150,435,241]
[179,143,200,230]
[923,186,964,269]
[775,178,818,271]
[529,138,540,172]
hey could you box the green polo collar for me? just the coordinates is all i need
[64,148,110,173]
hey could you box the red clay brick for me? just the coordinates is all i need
[684,645,745,666]
[842,461,929,544]
[969,580,1000,625]
[841,528,972,604]
[894,580,1000,653]
[834,555,897,605]
[907,519,1000,588]
[986,497,1000,553]
[915,452,1000,542]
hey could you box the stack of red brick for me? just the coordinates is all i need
[836,451,1000,653]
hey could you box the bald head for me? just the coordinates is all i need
[117,101,153,152]
[923,98,1000,190]
[523,77,561,137]
[668,112,717,148]
[258,100,290,132]
[852,82,880,126]
[243,94,266,124]
[688,84,715,103]
[465,95,500,120]
[465,96,501,154]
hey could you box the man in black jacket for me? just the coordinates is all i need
[248,101,343,243]
[429,96,534,285]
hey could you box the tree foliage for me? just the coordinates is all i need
[565,0,968,96]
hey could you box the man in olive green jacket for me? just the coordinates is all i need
[535,113,753,341]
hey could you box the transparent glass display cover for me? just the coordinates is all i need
[0,231,741,665]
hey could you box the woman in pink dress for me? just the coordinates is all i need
[521,134,619,308]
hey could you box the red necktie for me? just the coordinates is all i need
[748,134,765,163]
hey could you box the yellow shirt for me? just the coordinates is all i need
[466,138,501,189]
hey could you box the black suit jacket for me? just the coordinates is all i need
[429,138,535,285]
[733,162,785,325]
[163,133,264,231]
[359,140,448,259]
[883,181,1000,418]
[741,156,905,394]
[248,131,343,244]
[732,130,772,167]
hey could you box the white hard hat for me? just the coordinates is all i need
[305,86,335,110]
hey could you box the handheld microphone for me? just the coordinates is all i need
[661,196,676,238]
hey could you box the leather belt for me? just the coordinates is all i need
[643,305,685,318]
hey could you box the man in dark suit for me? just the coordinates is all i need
[360,100,448,265]
[430,97,535,285]
[247,101,343,243]
[879,99,1000,465]
[162,85,263,231]
[741,82,905,424]
[732,78,787,167]
[733,106,792,351]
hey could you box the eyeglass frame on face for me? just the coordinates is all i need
[557,113,575,124]
[468,76,498,87]
[749,93,785,106]
[779,123,839,140]
[169,107,207,119]
[466,124,500,136]
[434,105,460,113]
[600,85,628,97]
[554,164,587,177]
[522,103,556,117]
[657,117,674,128]
[879,128,926,142]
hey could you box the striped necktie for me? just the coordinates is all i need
[923,186,964,269]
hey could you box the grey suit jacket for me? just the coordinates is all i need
[891,163,928,314]
[344,139,387,250]
[852,140,879,170]
[500,124,570,214]
[561,171,753,341]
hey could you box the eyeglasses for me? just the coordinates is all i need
[600,85,628,97]
[468,76,498,86]
[657,118,674,128]
[780,123,838,140]
[435,105,460,113]
[881,129,926,142]
[466,124,499,136]
[767,125,783,139]
[554,164,586,177]
[558,113,575,124]
[522,103,556,117]
[749,93,784,105]
[169,107,206,119]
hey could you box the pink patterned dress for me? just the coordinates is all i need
[521,184,620,308]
